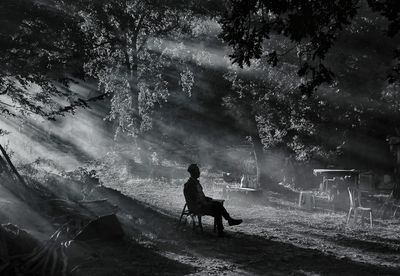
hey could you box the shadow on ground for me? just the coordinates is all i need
[97,187,400,276]
[68,238,195,276]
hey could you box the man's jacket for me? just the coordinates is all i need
[183,177,209,213]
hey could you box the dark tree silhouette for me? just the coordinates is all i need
[219,0,360,94]
[219,1,400,93]
[0,0,84,118]
[368,0,400,82]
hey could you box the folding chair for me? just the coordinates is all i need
[178,203,218,232]
[347,187,373,227]
[378,191,400,218]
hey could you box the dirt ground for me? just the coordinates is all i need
[2,173,400,275]
[99,175,400,275]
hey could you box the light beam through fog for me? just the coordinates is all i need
[1,2,400,274]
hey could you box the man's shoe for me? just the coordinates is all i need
[228,219,243,226]
[218,231,229,238]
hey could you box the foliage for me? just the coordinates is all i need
[367,0,400,82]
[224,61,339,163]
[0,0,84,119]
[179,67,195,97]
[220,3,400,174]
[219,0,400,94]
[0,0,205,136]
[219,0,360,94]
[57,0,198,137]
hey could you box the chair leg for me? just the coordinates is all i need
[347,208,353,225]
[198,216,203,233]
[191,214,196,231]
[370,211,373,228]
[393,206,399,218]
[378,203,386,218]
[354,209,358,224]
[213,217,217,233]
[178,204,187,225]
[178,213,185,225]
[361,211,365,227]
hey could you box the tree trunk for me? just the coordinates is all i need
[251,132,268,189]
[0,144,29,201]
[129,61,139,115]
[393,145,400,199]
[124,46,138,105]
[393,181,400,199]
[0,152,9,174]
[0,144,27,187]
[393,146,400,199]
[124,37,151,171]
[136,136,150,167]
[248,116,271,189]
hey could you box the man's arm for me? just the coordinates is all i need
[185,182,198,203]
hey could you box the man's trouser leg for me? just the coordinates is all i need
[218,203,231,221]
[203,202,225,233]
[214,214,223,234]
[211,201,231,221]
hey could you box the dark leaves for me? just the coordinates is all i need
[267,51,278,66]
[368,0,400,82]
[220,0,360,92]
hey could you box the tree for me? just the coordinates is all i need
[366,0,400,91]
[223,61,306,188]
[0,0,207,130]
[219,0,400,197]
[222,3,400,186]
[57,0,199,137]
[0,0,84,120]
[219,0,360,94]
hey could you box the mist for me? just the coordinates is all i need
[1,1,400,275]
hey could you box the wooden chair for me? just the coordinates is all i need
[298,191,316,210]
[178,203,218,233]
[347,187,373,227]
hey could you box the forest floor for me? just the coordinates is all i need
[98,175,400,276]
[2,171,400,275]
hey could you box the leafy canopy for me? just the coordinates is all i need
[219,0,400,94]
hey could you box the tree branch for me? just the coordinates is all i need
[47,92,111,119]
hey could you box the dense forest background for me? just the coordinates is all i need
[1,0,400,194]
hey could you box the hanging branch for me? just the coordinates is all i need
[0,144,27,188]
[46,92,111,120]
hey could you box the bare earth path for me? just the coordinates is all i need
[98,177,400,276]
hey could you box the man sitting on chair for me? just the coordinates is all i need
[184,164,242,237]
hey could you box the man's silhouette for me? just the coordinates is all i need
[184,164,242,237]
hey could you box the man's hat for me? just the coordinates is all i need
[187,164,198,174]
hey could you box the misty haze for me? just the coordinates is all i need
[0,0,400,275]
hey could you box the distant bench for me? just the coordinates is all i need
[222,185,262,199]
[226,186,259,193]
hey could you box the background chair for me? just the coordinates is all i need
[298,191,316,210]
[378,191,400,219]
[347,187,373,227]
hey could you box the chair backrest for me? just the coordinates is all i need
[348,187,363,208]
[183,185,199,214]
[386,191,399,205]
[347,187,356,208]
